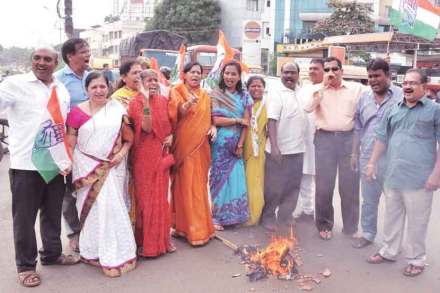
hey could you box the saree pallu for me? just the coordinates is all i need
[243,99,268,226]
[128,93,174,257]
[209,89,253,226]
[168,83,215,245]
[111,86,138,223]
[72,99,136,269]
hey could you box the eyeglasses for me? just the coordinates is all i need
[323,67,340,73]
[402,81,422,86]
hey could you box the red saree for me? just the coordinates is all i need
[128,93,174,257]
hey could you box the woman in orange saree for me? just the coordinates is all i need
[168,62,217,246]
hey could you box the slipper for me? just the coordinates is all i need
[214,224,224,231]
[167,243,177,253]
[319,230,332,240]
[367,253,394,264]
[81,257,100,267]
[42,253,80,266]
[102,267,121,278]
[18,271,41,287]
[403,264,424,277]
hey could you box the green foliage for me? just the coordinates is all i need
[312,0,375,36]
[146,0,221,44]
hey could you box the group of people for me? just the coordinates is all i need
[1,37,439,288]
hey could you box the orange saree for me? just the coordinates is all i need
[169,83,215,246]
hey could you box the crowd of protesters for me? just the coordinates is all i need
[1,37,439,287]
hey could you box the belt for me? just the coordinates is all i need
[316,129,353,136]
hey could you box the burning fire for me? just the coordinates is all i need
[250,236,296,277]
[236,226,299,281]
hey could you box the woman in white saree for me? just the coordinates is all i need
[66,71,136,277]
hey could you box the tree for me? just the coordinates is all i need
[146,0,221,44]
[104,15,120,23]
[312,0,375,36]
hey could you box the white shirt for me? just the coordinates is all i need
[298,84,319,175]
[0,72,70,170]
[265,81,306,155]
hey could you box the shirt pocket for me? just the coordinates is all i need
[412,118,434,139]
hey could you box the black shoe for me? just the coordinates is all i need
[352,237,373,249]
[295,212,314,223]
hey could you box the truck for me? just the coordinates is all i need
[119,30,186,67]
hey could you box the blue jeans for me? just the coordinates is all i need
[359,160,385,241]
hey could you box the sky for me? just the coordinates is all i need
[0,0,113,48]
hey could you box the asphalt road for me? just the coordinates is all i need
[0,154,439,293]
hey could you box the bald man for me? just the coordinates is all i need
[261,62,307,231]
[0,48,79,287]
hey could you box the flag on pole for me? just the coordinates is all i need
[389,0,440,41]
[31,87,71,183]
[150,57,170,86]
[170,44,186,85]
[204,31,235,89]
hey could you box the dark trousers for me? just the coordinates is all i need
[62,174,80,238]
[9,169,65,273]
[261,152,303,225]
[314,130,359,234]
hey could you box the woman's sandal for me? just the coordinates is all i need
[403,264,424,277]
[18,271,41,287]
[81,257,101,268]
[167,243,177,253]
[120,261,136,274]
[319,230,332,240]
[214,224,224,231]
[102,267,122,278]
[367,253,394,264]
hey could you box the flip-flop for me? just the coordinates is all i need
[403,264,424,277]
[319,230,332,240]
[367,253,394,264]
[18,271,41,287]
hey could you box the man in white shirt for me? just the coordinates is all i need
[0,47,79,288]
[294,58,324,222]
[261,62,307,231]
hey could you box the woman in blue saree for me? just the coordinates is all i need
[210,60,253,230]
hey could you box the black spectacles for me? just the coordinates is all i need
[324,67,340,73]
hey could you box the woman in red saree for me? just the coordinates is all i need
[128,69,175,257]
[169,62,217,246]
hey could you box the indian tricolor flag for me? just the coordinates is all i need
[32,87,71,183]
[170,44,186,85]
[389,0,440,41]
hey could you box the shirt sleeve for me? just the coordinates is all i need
[266,89,282,121]
[375,105,393,144]
[0,78,17,111]
[353,96,363,133]
[434,103,440,144]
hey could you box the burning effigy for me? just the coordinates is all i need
[216,228,331,291]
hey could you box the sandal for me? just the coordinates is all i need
[102,267,122,278]
[81,257,101,267]
[120,261,136,274]
[214,224,224,231]
[18,271,41,287]
[367,253,394,264]
[319,230,332,240]
[167,243,177,253]
[403,264,425,277]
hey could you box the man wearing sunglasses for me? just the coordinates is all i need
[305,56,364,240]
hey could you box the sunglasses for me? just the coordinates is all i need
[323,67,340,73]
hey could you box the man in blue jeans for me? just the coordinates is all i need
[351,58,401,248]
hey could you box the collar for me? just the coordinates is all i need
[25,71,57,87]
[281,82,298,92]
[62,65,86,79]
[397,96,429,107]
